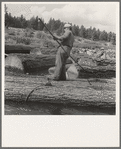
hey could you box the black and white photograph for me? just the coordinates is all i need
[2,1,120,147]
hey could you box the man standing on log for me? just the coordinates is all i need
[48,23,74,81]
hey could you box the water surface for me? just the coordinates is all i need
[5,100,115,115]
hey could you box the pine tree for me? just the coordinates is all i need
[87,26,92,39]
[99,30,108,41]
[29,16,36,30]
[96,29,101,40]
[107,32,113,42]
[56,23,64,35]
[35,16,38,30]
[72,25,80,36]
[38,18,44,31]
[53,19,61,31]
[92,31,97,40]
[111,33,116,45]
[79,25,86,38]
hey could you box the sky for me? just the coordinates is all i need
[5,2,118,33]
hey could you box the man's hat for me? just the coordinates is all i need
[64,23,72,28]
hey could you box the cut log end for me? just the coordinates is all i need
[5,55,24,73]
[66,64,79,79]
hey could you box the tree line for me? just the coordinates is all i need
[5,8,116,44]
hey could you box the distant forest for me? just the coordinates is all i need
[5,5,116,44]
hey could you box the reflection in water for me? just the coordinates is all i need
[5,100,115,115]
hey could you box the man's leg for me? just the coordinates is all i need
[48,47,69,81]
[59,53,68,80]
[53,49,63,80]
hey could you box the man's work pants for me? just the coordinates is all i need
[53,46,71,80]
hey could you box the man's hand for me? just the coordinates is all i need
[53,34,62,41]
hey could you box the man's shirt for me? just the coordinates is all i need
[60,30,74,48]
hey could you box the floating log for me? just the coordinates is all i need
[5,44,57,55]
[5,74,115,108]
[48,61,115,79]
[71,55,116,79]
[77,64,116,78]
[5,54,72,73]
[5,44,33,54]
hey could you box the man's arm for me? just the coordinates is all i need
[53,31,70,41]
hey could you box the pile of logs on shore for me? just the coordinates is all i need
[5,53,72,73]
[5,44,116,79]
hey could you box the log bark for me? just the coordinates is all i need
[5,74,115,108]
